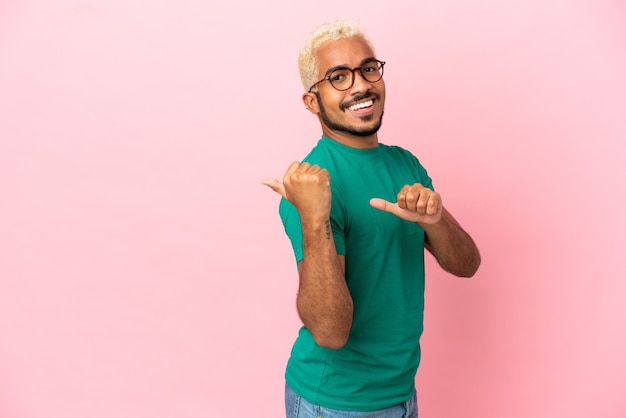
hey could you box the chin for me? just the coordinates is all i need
[320,103,384,137]
[352,114,384,136]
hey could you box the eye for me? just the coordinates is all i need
[362,61,379,73]
[330,68,350,82]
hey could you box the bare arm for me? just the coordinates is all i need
[298,238,351,349]
[263,162,353,349]
[422,207,481,277]
[370,183,481,278]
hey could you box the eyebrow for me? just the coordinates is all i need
[323,57,378,77]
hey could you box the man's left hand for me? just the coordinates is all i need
[370,183,443,225]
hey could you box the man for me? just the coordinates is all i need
[262,19,481,418]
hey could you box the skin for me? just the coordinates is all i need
[262,36,481,349]
[303,37,385,149]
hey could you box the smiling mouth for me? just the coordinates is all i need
[347,99,374,111]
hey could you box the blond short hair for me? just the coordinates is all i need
[298,19,376,91]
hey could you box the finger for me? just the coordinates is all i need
[283,161,302,188]
[306,164,321,174]
[298,164,330,186]
[413,192,427,215]
[318,167,330,185]
[426,193,442,216]
[261,178,287,198]
[405,188,420,212]
[397,185,411,210]
[284,161,301,178]
[370,198,397,214]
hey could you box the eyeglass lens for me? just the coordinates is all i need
[329,60,384,91]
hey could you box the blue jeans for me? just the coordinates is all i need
[285,383,418,418]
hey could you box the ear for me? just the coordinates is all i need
[302,92,320,114]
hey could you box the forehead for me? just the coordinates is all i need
[315,37,375,75]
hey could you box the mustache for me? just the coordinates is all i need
[342,92,379,110]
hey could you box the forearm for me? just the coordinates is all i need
[422,207,481,277]
[297,218,352,349]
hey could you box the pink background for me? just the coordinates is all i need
[1,1,625,417]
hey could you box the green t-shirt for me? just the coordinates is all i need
[279,136,434,411]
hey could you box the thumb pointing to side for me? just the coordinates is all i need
[262,161,301,200]
[369,198,395,213]
[370,198,414,221]
[261,178,287,199]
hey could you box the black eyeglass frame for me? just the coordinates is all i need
[308,59,386,93]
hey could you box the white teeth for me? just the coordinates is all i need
[348,100,373,111]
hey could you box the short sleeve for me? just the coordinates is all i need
[403,148,435,191]
[279,198,304,263]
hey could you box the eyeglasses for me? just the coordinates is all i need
[308,59,386,92]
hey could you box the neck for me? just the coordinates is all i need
[320,126,379,149]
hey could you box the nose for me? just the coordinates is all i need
[349,68,372,93]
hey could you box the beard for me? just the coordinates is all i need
[316,92,384,137]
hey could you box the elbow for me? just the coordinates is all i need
[458,268,478,278]
[314,332,350,350]
[307,310,353,350]
[446,252,481,278]
[459,253,482,278]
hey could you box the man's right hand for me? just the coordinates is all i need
[263,163,351,349]
[262,161,332,221]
